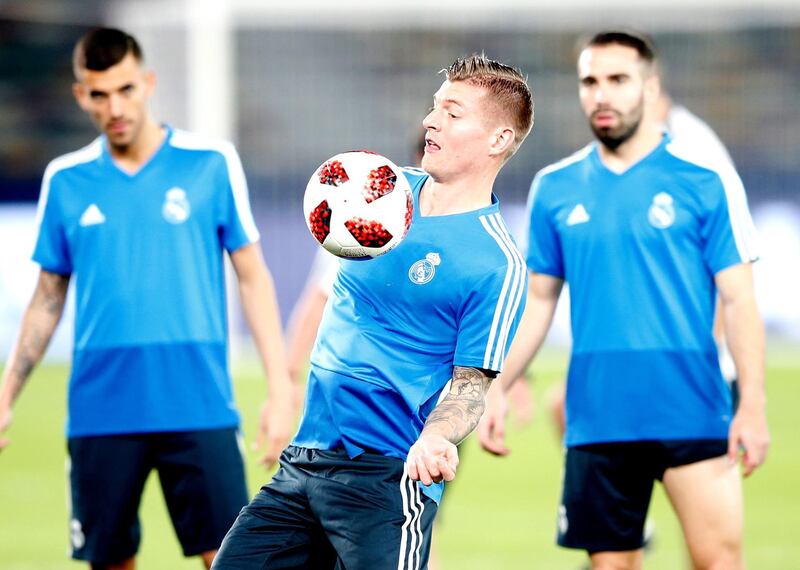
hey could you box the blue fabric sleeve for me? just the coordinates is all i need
[701,169,756,275]
[218,144,260,253]
[32,172,72,275]
[454,265,528,373]
[525,174,564,278]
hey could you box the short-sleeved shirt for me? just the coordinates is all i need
[293,168,527,499]
[33,126,259,437]
[527,135,758,446]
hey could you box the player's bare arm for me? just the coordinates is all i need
[716,262,769,476]
[406,366,492,485]
[230,242,296,468]
[0,270,70,449]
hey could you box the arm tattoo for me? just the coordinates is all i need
[6,271,69,402]
[421,366,492,445]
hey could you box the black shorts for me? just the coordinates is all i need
[730,378,740,412]
[68,428,249,564]
[558,439,728,553]
[213,445,439,570]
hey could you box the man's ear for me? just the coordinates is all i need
[143,69,157,98]
[644,73,661,106]
[489,127,515,159]
[72,82,89,111]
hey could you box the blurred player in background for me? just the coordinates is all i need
[213,54,533,569]
[0,28,294,570]
[479,31,768,570]
[543,89,741,438]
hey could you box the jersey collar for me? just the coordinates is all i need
[590,133,671,177]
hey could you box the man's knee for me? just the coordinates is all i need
[690,537,743,570]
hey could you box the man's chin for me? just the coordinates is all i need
[420,155,437,175]
[592,125,637,151]
[106,132,132,149]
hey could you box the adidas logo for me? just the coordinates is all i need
[79,204,106,227]
[566,204,590,226]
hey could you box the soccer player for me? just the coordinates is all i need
[538,91,741,440]
[0,28,294,570]
[479,31,768,570]
[212,54,533,569]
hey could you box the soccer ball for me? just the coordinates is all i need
[303,150,414,259]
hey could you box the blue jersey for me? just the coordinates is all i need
[527,136,758,446]
[33,127,259,437]
[293,168,527,500]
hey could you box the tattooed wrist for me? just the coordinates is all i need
[422,366,492,445]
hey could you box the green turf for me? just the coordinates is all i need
[1,346,797,569]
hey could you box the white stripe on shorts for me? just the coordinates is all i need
[397,468,426,570]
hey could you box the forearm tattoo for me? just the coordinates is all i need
[422,366,492,445]
[8,272,69,401]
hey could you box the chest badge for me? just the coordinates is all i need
[648,192,675,229]
[162,187,191,224]
[408,252,441,285]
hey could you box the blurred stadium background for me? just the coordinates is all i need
[1,0,798,568]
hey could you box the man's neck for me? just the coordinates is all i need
[419,169,498,217]
[108,117,165,174]
[597,122,663,174]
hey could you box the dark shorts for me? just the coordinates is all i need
[558,439,728,553]
[213,445,439,570]
[68,428,249,564]
[730,378,740,412]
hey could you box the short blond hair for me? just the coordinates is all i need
[445,54,534,159]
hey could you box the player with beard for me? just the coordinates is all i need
[479,31,768,570]
[542,88,742,436]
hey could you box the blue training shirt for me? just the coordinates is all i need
[527,135,759,447]
[293,168,527,501]
[33,126,259,437]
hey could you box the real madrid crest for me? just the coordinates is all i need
[408,252,441,285]
[162,187,191,224]
[647,192,675,229]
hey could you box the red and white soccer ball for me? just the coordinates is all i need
[303,151,414,260]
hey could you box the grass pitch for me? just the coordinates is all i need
[1,346,797,569]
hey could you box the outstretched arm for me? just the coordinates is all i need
[716,262,768,476]
[0,270,70,450]
[230,243,295,469]
[406,366,492,485]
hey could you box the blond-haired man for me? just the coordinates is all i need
[213,54,534,569]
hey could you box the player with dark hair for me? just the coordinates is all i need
[0,27,295,570]
[479,30,768,570]
[212,53,534,569]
